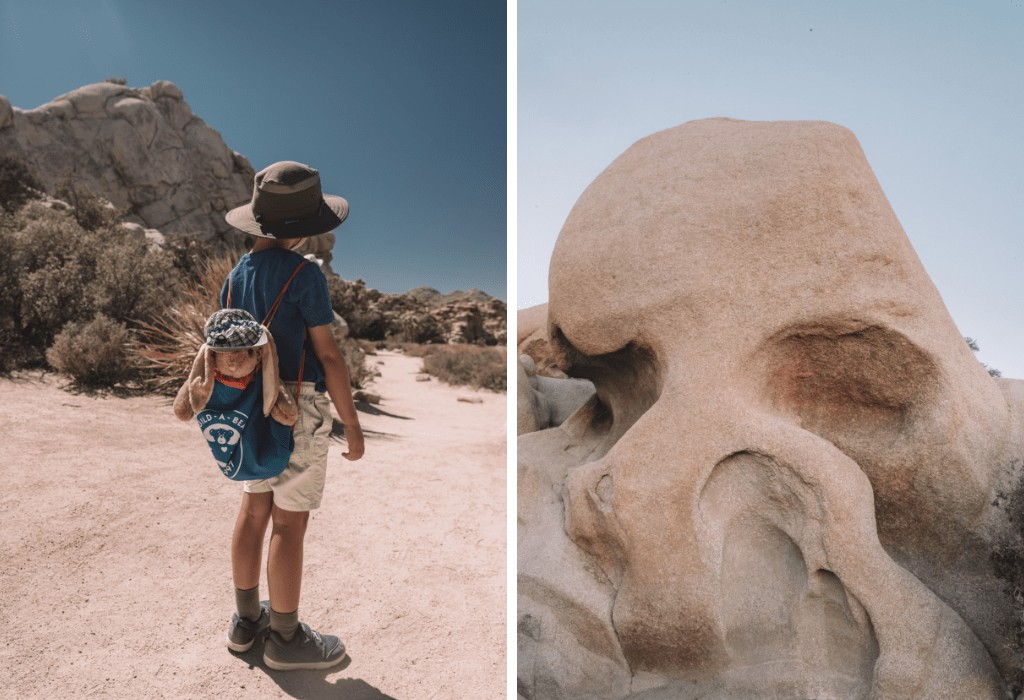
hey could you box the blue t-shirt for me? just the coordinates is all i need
[220,248,336,392]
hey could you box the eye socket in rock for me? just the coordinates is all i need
[756,322,939,446]
[550,324,661,457]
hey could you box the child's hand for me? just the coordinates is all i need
[343,423,365,461]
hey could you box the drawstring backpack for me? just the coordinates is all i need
[178,259,311,481]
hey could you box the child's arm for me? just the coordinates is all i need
[308,325,365,461]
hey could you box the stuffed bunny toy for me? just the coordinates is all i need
[173,312,298,426]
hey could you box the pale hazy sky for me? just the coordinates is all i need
[519,0,1024,378]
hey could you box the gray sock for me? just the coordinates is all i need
[235,585,261,622]
[270,608,299,641]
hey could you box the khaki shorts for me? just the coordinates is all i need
[243,382,333,511]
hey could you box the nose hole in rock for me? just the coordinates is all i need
[703,451,880,696]
[595,473,613,507]
[550,324,661,454]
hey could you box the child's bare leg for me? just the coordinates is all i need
[232,491,273,589]
[266,504,309,638]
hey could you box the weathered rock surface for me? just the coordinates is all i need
[518,303,565,378]
[519,118,1024,699]
[518,354,594,435]
[0,81,252,242]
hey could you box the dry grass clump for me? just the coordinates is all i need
[133,254,235,395]
[419,344,506,392]
[134,254,378,394]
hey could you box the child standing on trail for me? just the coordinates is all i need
[221,161,364,670]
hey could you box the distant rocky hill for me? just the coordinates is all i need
[406,286,496,307]
[0,80,505,344]
[331,278,505,345]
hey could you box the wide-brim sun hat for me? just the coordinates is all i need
[204,309,269,351]
[226,160,349,239]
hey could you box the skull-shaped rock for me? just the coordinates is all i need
[519,118,1024,699]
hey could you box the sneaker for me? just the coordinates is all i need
[263,622,347,671]
[227,601,271,652]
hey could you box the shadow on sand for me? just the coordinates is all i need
[232,647,399,699]
[354,401,411,420]
[330,418,400,443]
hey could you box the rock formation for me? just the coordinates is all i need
[0,81,252,241]
[518,303,565,378]
[331,276,506,345]
[2,80,358,275]
[518,354,594,435]
[519,118,1024,699]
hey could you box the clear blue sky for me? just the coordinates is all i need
[519,0,1024,378]
[1,0,506,299]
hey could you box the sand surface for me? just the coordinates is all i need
[0,352,506,699]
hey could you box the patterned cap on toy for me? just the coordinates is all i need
[204,309,268,350]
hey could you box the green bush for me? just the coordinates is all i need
[92,234,174,323]
[54,178,126,231]
[420,345,506,391]
[46,314,138,388]
[0,155,43,213]
[0,202,172,370]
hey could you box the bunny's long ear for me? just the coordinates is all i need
[261,327,279,417]
[174,344,214,420]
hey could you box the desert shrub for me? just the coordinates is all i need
[398,342,434,357]
[54,178,125,231]
[167,234,217,282]
[92,235,174,323]
[966,336,1002,378]
[133,253,235,395]
[0,202,172,370]
[2,205,97,358]
[46,314,138,388]
[420,345,506,391]
[340,338,380,390]
[400,312,445,344]
[991,473,1024,692]
[349,308,391,340]
[0,155,43,213]
[327,275,395,340]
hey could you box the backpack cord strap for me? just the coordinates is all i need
[264,260,311,402]
[223,258,312,404]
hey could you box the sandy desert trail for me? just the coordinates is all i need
[0,352,506,699]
